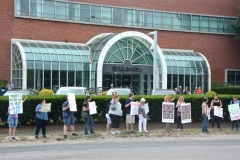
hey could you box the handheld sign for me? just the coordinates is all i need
[228,104,240,121]
[207,108,211,120]
[162,102,174,123]
[89,101,97,115]
[214,106,223,118]
[9,94,23,114]
[130,102,138,115]
[181,103,191,124]
[68,93,77,112]
[144,102,149,114]
[40,103,51,112]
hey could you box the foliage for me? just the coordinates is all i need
[205,91,217,95]
[212,87,240,94]
[211,82,231,88]
[229,6,240,42]
[0,94,238,126]
[39,89,54,96]
[102,91,108,96]
[0,80,8,87]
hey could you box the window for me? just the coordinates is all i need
[163,13,171,29]
[56,2,67,20]
[218,17,227,33]
[172,14,182,30]
[226,70,240,86]
[144,11,153,27]
[182,14,191,30]
[153,12,162,28]
[68,3,79,21]
[80,4,90,22]
[91,6,101,23]
[30,0,42,17]
[43,0,54,19]
[133,10,143,27]
[113,8,122,25]
[123,9,132,26]
[192,15,200,31]
[201,16,209,31]
[228,18,236,33]
[210,17,218,32]
[102,7,112,24]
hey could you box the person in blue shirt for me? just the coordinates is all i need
[62,96,78,139]
[229,95,240,131]
[125,93,136,134]
[35,99,49,139]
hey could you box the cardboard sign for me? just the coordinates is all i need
[40,103,51,112]
[9,94,23,114]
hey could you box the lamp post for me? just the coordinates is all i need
[147,31,157,95]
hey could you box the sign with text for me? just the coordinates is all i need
[40,103,51,112]
[181,103,191,124]
[214,106,223,118]
[89,101,97,115]
[130,102,139,115]
[9,94,23,114]
[144,102,149,114]
[228,104,240,121]
[67,93,77,112]
[162,102,174,123]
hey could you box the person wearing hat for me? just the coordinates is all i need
[62,96,78,139]
[82,95,98,136]
[138,98,148,132]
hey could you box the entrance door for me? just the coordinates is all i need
[122,74,131,88]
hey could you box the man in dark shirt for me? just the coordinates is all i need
[125,93,136,134]
[62,96,78,139]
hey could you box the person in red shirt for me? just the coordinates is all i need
[197,87,202,94]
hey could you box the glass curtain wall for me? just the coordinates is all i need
[15,0,236,34]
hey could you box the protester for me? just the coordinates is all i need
[138,98,148,133]
[109,94,123,134]
[197,86,202,94]
[62,96,78,139]
[229,95,240,131]
[164,94,175,134]
[6,80,14,91]
[193,87,198,94]
[125,93,136,134]
[106,92,117,133]
[35,99,49,139]
[183,86,189,94]
[174,88,180,94]
[210,94,222,130]
[202,97,209,133]
[7,96,27,141]
[176,96,185,131]
[82,95,98,136]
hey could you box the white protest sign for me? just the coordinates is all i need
[162,102,175,123]
[207,108,211,120]
[181,103,191,124]
[228,104,240,121]
[214,106,223,118]
[9,94,23,114]
[130,102,138,115]
[68,93,77,112]
[40,103,51,112]
[144,102,149,114]
[89,101,97,115]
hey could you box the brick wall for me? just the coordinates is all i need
[0,0,240,86]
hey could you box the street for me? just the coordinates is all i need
[0,138,239,160]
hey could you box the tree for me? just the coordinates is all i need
[229,6,240,42]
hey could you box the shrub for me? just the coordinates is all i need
[212,87,240,95]
[0,80,8,87]
[39,89,54,96]
[205,91,216,95]
[102,91,108,96]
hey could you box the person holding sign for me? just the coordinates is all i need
[35,99,50,139]
[164,94,175,135]
[176,96,185,131]
[82,95,98,136]
[62,96,78,139]
[138,98,148,133]
[202,97,209,133]
[229,95,240,131]
[109,94,123,134]
[210,94,222,130]
[125,93,136,134]
[7,96,27,141]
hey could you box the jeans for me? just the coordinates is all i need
[165,123,170,132]
[231,120,239,130]
[177,116,183,129]
[35,117,47,136]
[202,113,208,132]
[138,114,147,131]
[84,115,94,135]
[211,109,220,128]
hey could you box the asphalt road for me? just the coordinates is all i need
[0,138,240,160]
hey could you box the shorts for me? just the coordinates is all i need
[126,114,135,124]
[63,115,75,125]
[9,118,18,128]
[106,113,111,124]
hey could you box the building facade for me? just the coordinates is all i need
[0,0,240,94]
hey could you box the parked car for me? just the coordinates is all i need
[55,87,89,95]
[106,88,132,95]
[151,89,175,95]
[4,89,37,96]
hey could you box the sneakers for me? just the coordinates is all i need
[130,131,136,134]
[115,130,121,134]
[9,136,12,141]
[178,128,181,132]
[143,130,148,133]
[43,135,47,138]
[85,134,90,136]
[111,131,115,135]
[72,133,78,136]
[90,132,95,134]
[35,136,39,139]
[139,130,142,133]
[127,131,131,134]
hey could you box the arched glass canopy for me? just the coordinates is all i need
[11,39,90,91]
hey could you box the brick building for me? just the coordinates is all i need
[0,0,239,94]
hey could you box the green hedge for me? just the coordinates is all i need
[0,94,237,126]
[212,87,240,94]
